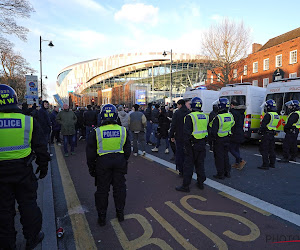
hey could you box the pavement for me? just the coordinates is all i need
[14,139,300,249]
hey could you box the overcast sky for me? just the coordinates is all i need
[9,0,300,102]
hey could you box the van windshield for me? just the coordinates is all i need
[220,95,246,105]
[266,93,284,114]
[284,92,300,113]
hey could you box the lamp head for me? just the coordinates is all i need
[162,51,167,57]
[48,41,54,47]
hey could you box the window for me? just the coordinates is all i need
[290,50,297,64]
[220,95,246,106]
[263,58,269,70]
[211,75,213,84]
[253,62,258,73]
[217,73,221,82]
[266,93,284,114]
[263,78,269,88]
[276,54,282,67]
[289,72,297,78]
[252,80,258,86]
[233,69,237,78]
[243,65,247,75]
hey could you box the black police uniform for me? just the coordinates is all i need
[182,114,207,189]
[0,108,50,249]
[258,113,277,169]
[282,112,299,161]
[86,121,131,225]
[210,111,233,179]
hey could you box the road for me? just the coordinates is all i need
[47,139,300,249]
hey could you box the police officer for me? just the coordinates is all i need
[209,98,235,179]
[258,99,279,170]
[278,100,300,163]
[175,97,208,192]
[86,104,131,226]
[0,84,50,249]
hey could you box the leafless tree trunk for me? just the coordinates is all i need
[0,0,35,41]
[201,18,251,87]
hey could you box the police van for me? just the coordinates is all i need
[183,87,219,114]
[263,78,300,142]
[219,83,266,139]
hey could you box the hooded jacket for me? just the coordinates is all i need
[37,101,51,135]
[230,106,246,144]
[118,110,129,129]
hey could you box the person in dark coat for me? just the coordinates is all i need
[169,99,191,175]
[145,103,153,145]
[0,84,50,249]
[229,101,246,170]
[78,107,86,140]
[150,103,160,144]
[167,106,176,160]
[151,106,170,153]
[50,106,61,144]
[21,103,30,115]
[37,100,51,144]
[83,105,97,141]
[208,104,218,152]
[28,103,38,119]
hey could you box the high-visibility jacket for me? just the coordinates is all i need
[266,112,280,131]
[95,124,126,156]
[287,111,300,129]
[0,113,33,161]
[209,113,235,138]
[186,112,209,139]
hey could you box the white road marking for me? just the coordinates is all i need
[139,151,300,228]
[254,153,300,164]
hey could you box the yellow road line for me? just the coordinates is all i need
[219,192,272,216]
[54,144,97,250]
[166,168,179,175]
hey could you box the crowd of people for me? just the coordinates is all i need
[1,82,300,248]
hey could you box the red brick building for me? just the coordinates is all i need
[209,27,300,88]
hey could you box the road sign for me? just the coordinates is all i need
[25,75,39,105]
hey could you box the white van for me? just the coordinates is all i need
[183,88,219,114]
[219,83,266,139]
[264,78,300,142]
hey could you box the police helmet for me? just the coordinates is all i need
[191,97,202,111]
[0,84,18,111]
[216,98,230,112]
[100,104,118,122]
[263,99,277,112]
[285,100,300,112]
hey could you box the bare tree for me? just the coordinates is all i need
[201,18,251,87]
[0,0,35,41]
[0,38,36,102]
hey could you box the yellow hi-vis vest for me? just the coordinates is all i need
[214,113,235,138]
[95,124,126,156]
[186,112,209,139]
[266,112,280,131]
[287,111,300,129]
[0,113,33,161]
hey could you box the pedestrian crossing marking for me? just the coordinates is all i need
[218,192,272,216]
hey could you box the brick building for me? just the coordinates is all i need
[209,27,300,88]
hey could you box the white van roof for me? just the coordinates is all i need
[266,79,300,94]
[219,84,265,97]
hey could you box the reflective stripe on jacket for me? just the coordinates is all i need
[287,111,300,129]
[187,112,208,139]
[267,112,280,131]
[95,124,126,156]
[216,113,235,137]
[0,113,33,161]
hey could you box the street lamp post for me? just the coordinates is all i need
[162,49,173,105]
[40,36,54,99]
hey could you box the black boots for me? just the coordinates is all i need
[175,185,190,192]
[116,210,124,222]
[98,213,106,227]
[26,231,44,250]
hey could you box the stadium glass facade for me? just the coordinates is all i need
[56,52,209,107]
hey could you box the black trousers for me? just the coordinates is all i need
[95,154,127,215]
[0,163,42,249]
[259,133,276,168]
[175,140,185,173]
[282,132,298,160]
[213,136,230,176]
[183,139,206,187]
[50,129,61,143]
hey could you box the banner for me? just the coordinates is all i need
[25,75,39,105]
[135,89,146,105]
